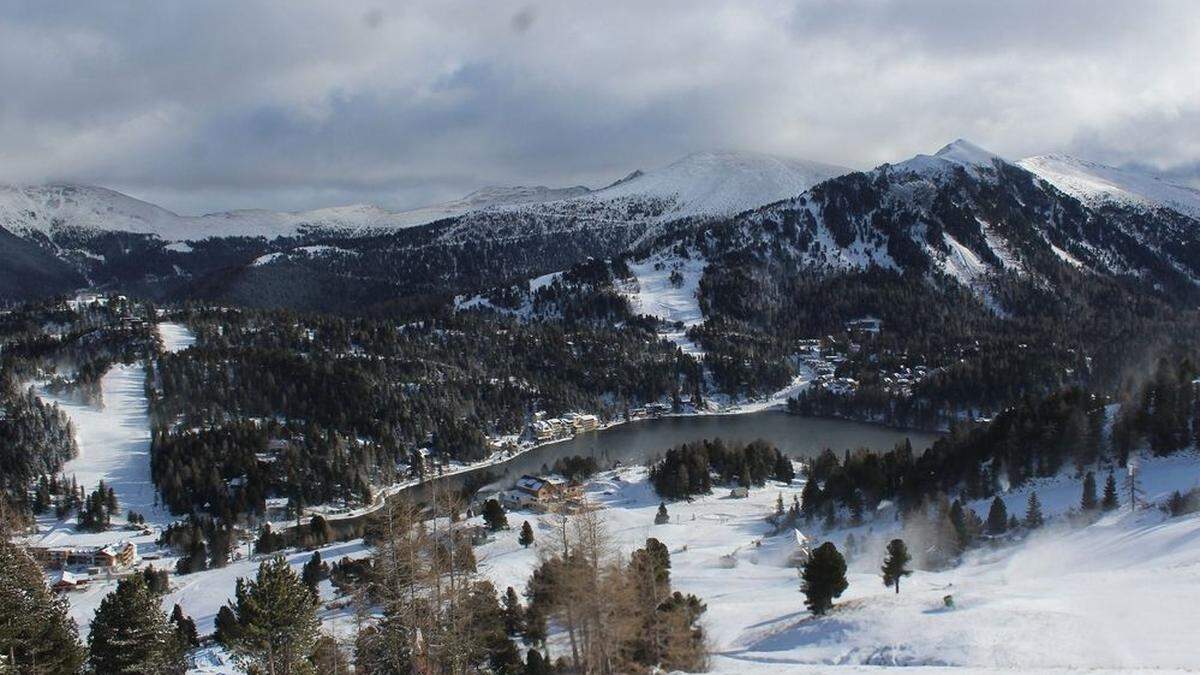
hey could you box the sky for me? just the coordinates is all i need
[1,0,1198,215]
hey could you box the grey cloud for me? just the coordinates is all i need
[0,1,1197,214]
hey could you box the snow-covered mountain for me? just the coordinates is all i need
[0,183,592,242]
[5,140,1200,314]
[433,150,850,245]
[1017,154,1200,220]
[889,138,1007,177]
[610,138,1200,329]
[0,151,844,245]
[580,150,851,218]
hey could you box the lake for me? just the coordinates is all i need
[422,410,941,498]
[303,410,941,540]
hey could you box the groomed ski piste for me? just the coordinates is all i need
[468,452,1200,673]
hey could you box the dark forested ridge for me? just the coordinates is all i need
[145,305,701,519]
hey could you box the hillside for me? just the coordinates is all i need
[467,451,1200,672]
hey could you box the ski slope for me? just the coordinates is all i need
[40,363,163,528]
[624,252,707,355]
[158,321,196,352]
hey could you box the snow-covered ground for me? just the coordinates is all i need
[158,321,196,352]
[471,451,1200,672]
[624,253,707,355]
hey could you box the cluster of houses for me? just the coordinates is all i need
[28,541,139,591]
[626,402,673,420]
[875,364,931,398]
[531,411,600,442]
[795,321,932,399]
[796,338,854,394]
[498,474,585,512]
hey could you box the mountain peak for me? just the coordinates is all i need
[889,138,1006,177]
[933,139,1005,167]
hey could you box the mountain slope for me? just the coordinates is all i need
[1018,154,1200,220]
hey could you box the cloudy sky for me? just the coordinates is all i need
[1,1,1198,214]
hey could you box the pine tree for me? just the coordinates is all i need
[880,538,912,594]
[1080,471,1098,511]
[226,556,320,675]
[88,575,184,674]
[1024,492,1044,529]
[502,585,526,636]
[655,501,670,525]
[525,647,551,675]
[171,603,200,649]
[800,542,848,616]
[143,563,170,594]
[985,496,1008,535]
[301,550,329,598]
[519,520,535,548]
[214,604,241,646]
[522,604,548,646]
[775,493,785,518]
[1101,471,1119,511]
[948,499,969,552]
[0,538,86,672]
[483,498,508,531]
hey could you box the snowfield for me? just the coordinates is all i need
[158,321,196,352]
[39,363,164,529]
[470,451,1200,673]
[624,253,707,355]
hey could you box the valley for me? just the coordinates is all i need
[3,140,1200,674]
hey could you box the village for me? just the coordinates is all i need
[797,318,934,399]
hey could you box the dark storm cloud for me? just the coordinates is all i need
[0,1,1196,214]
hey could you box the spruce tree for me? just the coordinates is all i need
[948,499,969,551]
[214,604,241,646]
[171,603,200,649]
[502,585,525,636]
[519,520,535,548]
[0,538,86,673]
[655,501,670,525]
[88,575,184,674]
[301,550,328,597]
[800,542,848,616]
[483,498,508,531]
[985,496,1008,535]
[1024,492,1044,529]
[1080,471,1098,511]
[226,556,320,675]
[1101,471,1119,511]
[880,538,912,594]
